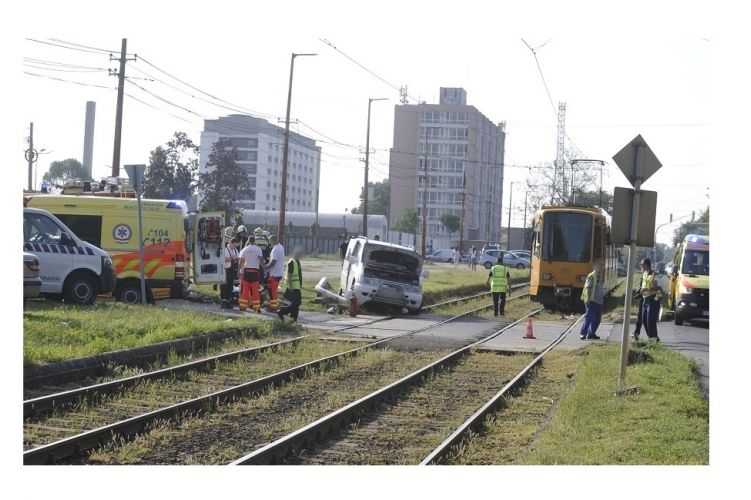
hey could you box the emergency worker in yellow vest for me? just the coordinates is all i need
[277,247,303,322]
[486,254,510,316]
[579,263,605,340]
[640,258,661,342]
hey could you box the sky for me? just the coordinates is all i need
[18,0,710,245]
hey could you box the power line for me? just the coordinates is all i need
[23,70,113,89]
[319,38,417,102]
[23,57,108,70]
[23,63,107,74]
[136,55,276,119]
[48,37,120,54]
[25,37,110,55]
[126,80,204,117]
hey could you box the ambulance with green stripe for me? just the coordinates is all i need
[667,234,709,325]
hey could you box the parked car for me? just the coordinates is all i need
[478,249,530,269]
[23,207,115,305]
[509,250,531,260]
[23,252,42,299]
[426,249,456,263]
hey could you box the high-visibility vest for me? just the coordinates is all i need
[490,264,508,292]
[286,259,302,290]
[641,271,658,298]
[581,270,597,304]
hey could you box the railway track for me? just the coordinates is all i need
[231,311,582,465]
[23,287,530,465]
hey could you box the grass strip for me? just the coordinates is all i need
[520,344,708,465]
[23,301,272,366]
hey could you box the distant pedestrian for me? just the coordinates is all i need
[238,235,263,313]
[470,247,478,271]
[452,247,460,265]
[278,247,303,323]
[486,254,510,316]
[639,258,661,342]
[580,263,605,340]
[221,236,240,309]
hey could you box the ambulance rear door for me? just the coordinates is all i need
[192,211,225,284]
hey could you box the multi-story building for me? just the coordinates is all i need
[199,114,321,212]
[389,88,506,251]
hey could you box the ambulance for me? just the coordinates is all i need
[25,194,226,303]
[667,234,709,325]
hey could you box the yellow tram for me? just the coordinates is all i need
[529,206,619,310]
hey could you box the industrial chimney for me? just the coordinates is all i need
[82,101,96,179]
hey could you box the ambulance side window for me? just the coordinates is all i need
[54,214,102,248]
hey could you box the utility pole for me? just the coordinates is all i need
[459,172,466,253]
[110,38,135,178]
[420,126,428,257]
[26,122,35,191]
[523,189,529,248]
[507,182,514,250]
[278,52,317,244]
[363,97,387,238]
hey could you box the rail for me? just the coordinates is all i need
[420,314,584,464]
[231,307,544,465]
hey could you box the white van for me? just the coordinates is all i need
[23,207,115,305]
[340,237,424,313]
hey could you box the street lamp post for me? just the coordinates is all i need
[363,97,388,238]
[278,52,317,245]
[507,181,514,250]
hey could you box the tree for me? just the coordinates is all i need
[196,139,251,217]
[393,208,419,235]
[351,179,390,216]
[43,158,88,185]
[440,213,460,238]
[672,207,709,246]
[143,131,198,201]
[525,161,604,212]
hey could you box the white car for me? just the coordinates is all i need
[23,207,115,305]
[426,249,456,263]
[340,237,424,313]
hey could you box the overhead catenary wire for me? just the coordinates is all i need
[136,55,277,120]
[23,70,113,90]
[25,37,113,56]
[319,38,418,102]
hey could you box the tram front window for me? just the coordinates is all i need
[543,213,592,262]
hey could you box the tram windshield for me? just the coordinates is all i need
[542,212,592,262]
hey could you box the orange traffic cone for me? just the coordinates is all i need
[523,317,537,339]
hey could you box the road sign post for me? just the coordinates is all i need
[611,136,662,394]
[125,164,147,305]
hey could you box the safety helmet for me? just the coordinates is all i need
[237,225,248,235]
